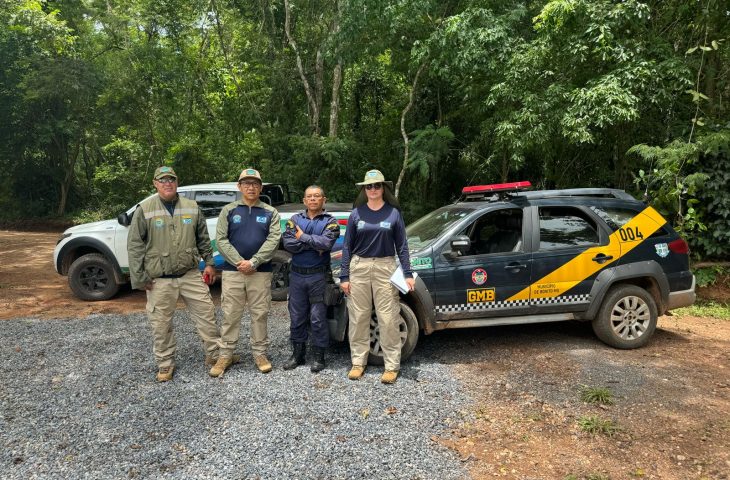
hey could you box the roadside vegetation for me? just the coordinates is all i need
[0,0,728,269]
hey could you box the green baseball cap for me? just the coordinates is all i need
[153,166,177,180]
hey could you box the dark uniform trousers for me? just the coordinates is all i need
[288,270,329,348]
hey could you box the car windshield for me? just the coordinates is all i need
[406,206,474,251]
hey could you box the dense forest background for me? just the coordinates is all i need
[0,0,728,260]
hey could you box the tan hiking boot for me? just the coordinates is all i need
[381,370,398,384]
[156,366,175,382]
[347,365,366,380]
[254,355,272,374]
[209,356,233,377]
[205,354,241,367]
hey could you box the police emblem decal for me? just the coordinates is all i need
[232,214,242,224]
[655,243,669,258]
[471,268,488,286]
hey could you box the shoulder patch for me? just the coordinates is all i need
[287,220,295,229]
[326,223,339,230]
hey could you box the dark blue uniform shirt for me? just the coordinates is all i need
[282,210,340,268]
[339,203,412,282]
[221,204,275,272]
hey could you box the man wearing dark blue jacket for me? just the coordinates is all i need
[282,185,340,372]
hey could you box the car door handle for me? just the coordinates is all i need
[592,254,614,264]
[504,262,527,271]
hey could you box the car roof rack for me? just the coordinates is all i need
[515,188,635,201]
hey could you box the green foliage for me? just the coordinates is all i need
[0,0,727,263]
[674,300,730,320]
[408,125,454,178]
[693,266,727,288]
[580,386,614,405]
[578,415,619,436]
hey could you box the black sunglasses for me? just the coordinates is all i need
[365,183,383,190]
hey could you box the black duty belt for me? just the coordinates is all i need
[291,264,329,275]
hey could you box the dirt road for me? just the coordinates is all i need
[1,229,728,479]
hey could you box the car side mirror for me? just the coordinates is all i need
[117,212,131,227]
[446,235,471,257]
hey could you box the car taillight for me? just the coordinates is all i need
[337,219,348,226]
[668,238,689,254]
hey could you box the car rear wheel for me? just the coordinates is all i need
[592,284,657,349]
[68,253,121,301]
[368,301,419,365]
[271,250,291,301]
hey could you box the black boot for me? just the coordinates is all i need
[310,346,326,373]
[283,342,306,370]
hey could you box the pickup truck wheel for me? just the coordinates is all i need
[592,285,657,349]
[68,253,121,301]
[270,250,291,301]
[368,301,419,365]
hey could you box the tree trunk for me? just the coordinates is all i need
[284,0,320,136]
[329,58,342,138]
[56,139,81,216]
[395,63,427,199]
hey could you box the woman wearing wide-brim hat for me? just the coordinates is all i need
[339,169,415,384]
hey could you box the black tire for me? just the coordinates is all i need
[270,250,291,301]
[68,253,121,301]
[368,301,419,365]
[592,284,658,349]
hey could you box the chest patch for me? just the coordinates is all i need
[154,218,164,228]
[182,216,192,225]
[357,220,365,229]
[379,221,392,229]
[256,215,267,224]
[232,214,242,224]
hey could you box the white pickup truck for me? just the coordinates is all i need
[53,182,351,301]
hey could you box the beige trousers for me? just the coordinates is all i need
[145,269,219,368]
[347,255,401,371]
[219,270,273,357]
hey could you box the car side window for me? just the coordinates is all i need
[194,190,240,218]
[463,208,523,256]
[539,206,599,250]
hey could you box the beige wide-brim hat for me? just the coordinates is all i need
[354,169,400,209]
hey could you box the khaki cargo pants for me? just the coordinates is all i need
[219,270,273,357]
[146,268,219,368]
[347,255,401,371]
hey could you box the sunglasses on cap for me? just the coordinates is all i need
[365,183,383,190]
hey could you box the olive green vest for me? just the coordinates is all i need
[138,195,203,278]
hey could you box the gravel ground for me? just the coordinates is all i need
[0,302,470,479]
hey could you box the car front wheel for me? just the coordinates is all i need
[592,284,658,349]
[368,301,419,365]
[68,253,121,301]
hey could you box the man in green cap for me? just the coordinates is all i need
[127,166,222,382]
[212,168,281,376]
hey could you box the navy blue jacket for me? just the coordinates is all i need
[282,210,340,268]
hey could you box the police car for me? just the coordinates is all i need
[53,182,351,301]
[330,182,696,364]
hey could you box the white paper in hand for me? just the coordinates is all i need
[389,266,417,294]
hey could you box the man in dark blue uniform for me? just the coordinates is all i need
[282,185,341,372]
